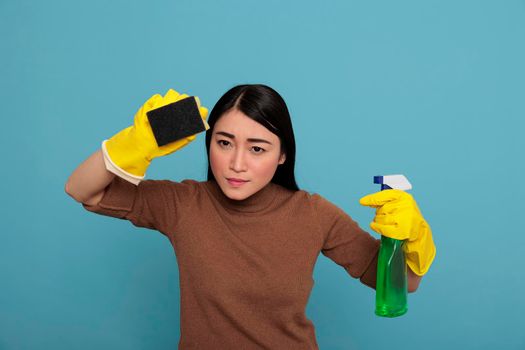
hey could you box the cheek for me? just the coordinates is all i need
[253,157,280,177]
[209,146,222,168]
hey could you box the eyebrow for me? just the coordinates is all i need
[214,131,273,145]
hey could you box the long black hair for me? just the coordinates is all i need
[205,84,299,191]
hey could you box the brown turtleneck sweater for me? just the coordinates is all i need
[82,176,380,349]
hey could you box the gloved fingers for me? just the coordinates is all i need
[135,97,159,130]
[155,89,182,109]
[370,222,400,238]
[375,200,410,216]
[359,189,407,208]
[163,89,181,105]
[194,96,202,108]
[377,215,411,237]
[177,93,190,102]
[373,212,397,226]
[157,137,190,154]
[199,106,209,119]
[135,93,163,125]
[193,96,209,119]
[200,107,210,131]
[370,222,410,240]
[186,134,197,142]
[144,93,163,109]
[156,91,190,109]
[376,202,413,231]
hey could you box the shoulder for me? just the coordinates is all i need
[293,188,342,210]
[274,185,343,216]
[136,178,208,199]
[302,190,350,222]
[138,178,204,188]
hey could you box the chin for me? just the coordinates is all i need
[217,181,248,200]
[227,192,249,201]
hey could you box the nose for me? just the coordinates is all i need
[230,148,247,172]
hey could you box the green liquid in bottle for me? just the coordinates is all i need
[375,236,408,317]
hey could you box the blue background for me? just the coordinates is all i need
[2,0,524,349]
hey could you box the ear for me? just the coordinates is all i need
[278,153,286,165]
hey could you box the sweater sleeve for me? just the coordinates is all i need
[312,193,380,289]
[82,176,199,237]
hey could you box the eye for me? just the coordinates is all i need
[251,146,266,154]
[217,140,231,148]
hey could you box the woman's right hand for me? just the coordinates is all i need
[103,89,209,184]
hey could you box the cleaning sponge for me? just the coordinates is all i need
[147,96,207,147]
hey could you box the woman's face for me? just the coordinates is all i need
[210,108,286,201]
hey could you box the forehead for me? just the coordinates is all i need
[213,109,278,140]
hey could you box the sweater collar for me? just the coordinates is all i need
[206,180,278,214]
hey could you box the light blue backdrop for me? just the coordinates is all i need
[2,0,524,349]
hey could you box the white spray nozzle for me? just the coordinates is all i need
[374,174,412,191]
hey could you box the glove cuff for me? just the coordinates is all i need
[102,140,145,185]
[404,226,436,276]
[104,123,153,178]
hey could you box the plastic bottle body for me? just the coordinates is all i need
[375,236,408,317]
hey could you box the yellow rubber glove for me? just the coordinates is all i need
[102,89,209,184]
[359,189,436,276]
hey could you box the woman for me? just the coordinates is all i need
[65,84,435,349]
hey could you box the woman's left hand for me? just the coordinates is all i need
[359,189,426,242]
[359,189,436,276]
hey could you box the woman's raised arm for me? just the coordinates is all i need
[66,88,208,206]
[65,149,115,206]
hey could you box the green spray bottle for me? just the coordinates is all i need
[373,175,412,317]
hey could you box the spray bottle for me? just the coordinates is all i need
[373,174,412,317]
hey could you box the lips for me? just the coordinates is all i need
[226,178,249,187]
[227,178,248,182]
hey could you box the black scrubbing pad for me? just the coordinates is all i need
[147,97,206,147]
